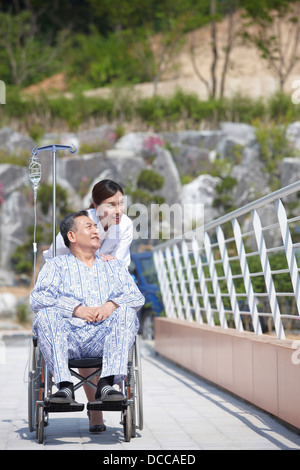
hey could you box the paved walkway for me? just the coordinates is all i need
[1,332,300,451]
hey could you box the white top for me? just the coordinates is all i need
[43,209,133,267]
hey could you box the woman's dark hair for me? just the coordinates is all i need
[89,179,124,208]
[60,210,88,248]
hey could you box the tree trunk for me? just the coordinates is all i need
[210,0,218,98]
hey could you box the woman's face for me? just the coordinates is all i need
[95,191,125,227]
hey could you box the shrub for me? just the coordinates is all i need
[137,169,164,191]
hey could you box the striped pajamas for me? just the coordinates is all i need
[30,254,144,385]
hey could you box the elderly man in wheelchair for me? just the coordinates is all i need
[30,210,144,414]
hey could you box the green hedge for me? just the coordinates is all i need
[2,87,300,133]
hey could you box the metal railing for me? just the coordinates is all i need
[153,180,300,340]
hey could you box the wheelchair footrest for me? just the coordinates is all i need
[87,400,127,412]
[44,400,85,413]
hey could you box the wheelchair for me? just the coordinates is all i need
[27,334,143,444]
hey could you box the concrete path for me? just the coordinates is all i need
[1,332,300,452]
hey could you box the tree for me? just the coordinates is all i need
[130,22,186,95]
[124,1,192,95]
[242,0,300,90]
[189,0,243,98]
[0,10,68,86]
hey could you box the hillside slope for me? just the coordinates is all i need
[24,12,300,102]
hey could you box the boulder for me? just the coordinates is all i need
[162,130,224,149]
[115,132,151,153]
[152,147,181,205]
[0,191,34,267]
[78,125,117,148]
[286,122,300,151]
[0,126,35,156]
[161,130,224,176]
[57,150,145,194]
[217,122,257,159]
[171,145,209,175]
[116,131,181,204]
[0,164,28,196]
[231,143,269,207]
[0,269,14,287]
[180,174,221,225]
[0,293,17,318]
[280,157,300,203]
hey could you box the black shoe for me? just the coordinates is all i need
[49,384,74,404]
[96,385,125,402]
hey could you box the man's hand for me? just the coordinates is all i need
[94,301,118,321]
[73,301,118,322]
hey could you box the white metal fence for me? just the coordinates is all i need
[153,181,300,340]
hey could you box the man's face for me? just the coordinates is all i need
[96,191,125,227]
[69,216,101,251]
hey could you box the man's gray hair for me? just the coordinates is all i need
[60,210,89,248]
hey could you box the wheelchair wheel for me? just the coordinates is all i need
[36,402,45,444]
[134,335,143,431]
[28,337,52,442]
[127,346,136,438]
[123,405,132,442]
[126,335,143,438]
[28,338,42,432]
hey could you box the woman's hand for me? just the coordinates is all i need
[100,254,116,262]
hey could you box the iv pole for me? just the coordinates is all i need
[30,143,77,403]
[31,144,77,256]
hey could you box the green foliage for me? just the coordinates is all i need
[213,175,238,214]
[29,124,45,142]
[2,85,300,133]
[16,302,30,324]
[11,225,43,275]
[0,149,30,166]
[255,121,293,190]
[129,188,164,206]
[0,10,63,86]
[38,183,72,217]
[137,169,164,192]
[66,27,150,90]
[129,169,165,207]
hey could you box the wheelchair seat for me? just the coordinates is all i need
[68,357,102,368]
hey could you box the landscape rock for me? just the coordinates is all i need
[286,121,300,151]
[0,164,28,196]
[217,122,257,159]
[0,126,35,156]
[115,132,150,153]
[231,143,270,207]
[57,150,145,193]
[0,293,17,318]
[152,147,181,205]
[0,269,14,287]
[180,174,221,224]
[0,191,34,267]
[1,122,299,277]
[280,157,300,203]
[171,145,209,176]
[78,125,117,148]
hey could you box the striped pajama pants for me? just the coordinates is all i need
[32,305,139,386]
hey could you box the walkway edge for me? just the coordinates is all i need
[154,317,300,430]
